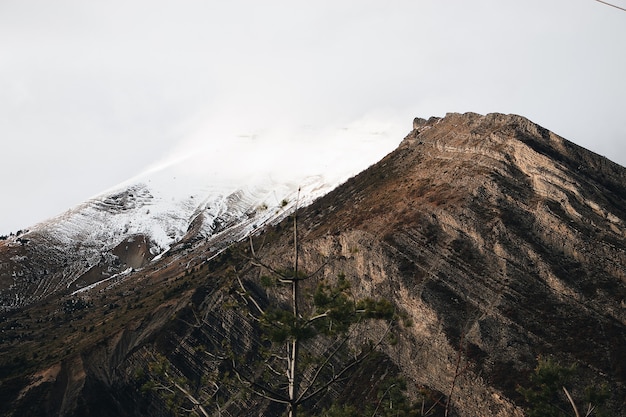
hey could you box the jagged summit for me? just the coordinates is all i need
[306,112,624,239]
[1,112,625,417]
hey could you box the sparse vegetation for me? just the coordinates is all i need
[141,201,407,417]
[517,357,609,417]
[234,202,400,417]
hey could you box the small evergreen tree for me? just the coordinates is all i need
[231,193,397,417]
[517,356,609,417]
[142,192,402,416]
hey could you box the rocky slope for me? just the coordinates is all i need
[297,112,625,415]
[0,170,338,310]
[0,112,624,416]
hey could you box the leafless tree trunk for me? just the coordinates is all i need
[288,189,300,417]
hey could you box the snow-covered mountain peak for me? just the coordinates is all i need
[2,120,404,308]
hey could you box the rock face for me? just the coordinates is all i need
[297,112,625,415]
[0,112,624,416]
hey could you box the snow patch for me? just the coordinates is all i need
[70,267,133,296]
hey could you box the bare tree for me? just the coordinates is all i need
[230,190,397,417]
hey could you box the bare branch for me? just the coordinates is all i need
[249,234,295,281]
[306,258,330,280]
[371,383,397,417]
[234,266,265,315]
[305,311,330,325]
[175,307,207,329]
[230,358,289,405]
[445,335,470,417]
[293,187,301,280]
[584,403,596,417]
[151,382,176,395]
[595,0,626,12]
[250,258,292,281]
[201,350,228,361]
[266,362,285,377]
[298,321,394,404]
[297,332,353,402]
[249,234,258,259]
[172,381,210,417]
[563,386,581,417]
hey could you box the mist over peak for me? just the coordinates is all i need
[111,115,407,206]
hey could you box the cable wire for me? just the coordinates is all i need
[595,0,626,12]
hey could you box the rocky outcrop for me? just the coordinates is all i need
[296,112,625,415]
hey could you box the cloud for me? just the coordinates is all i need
[1,0,625,234]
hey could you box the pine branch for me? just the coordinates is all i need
[230,358,289,405]
[305,311,330,325]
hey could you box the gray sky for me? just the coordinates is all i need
[1,0,625,235]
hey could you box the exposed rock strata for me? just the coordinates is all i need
[297,112,625,415]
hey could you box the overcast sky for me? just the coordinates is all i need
[1,0,625,235]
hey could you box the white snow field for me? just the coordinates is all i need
[1,119,405,308]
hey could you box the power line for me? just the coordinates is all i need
[595,0,626,12]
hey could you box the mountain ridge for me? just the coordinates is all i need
[293,112,625,414]
[0,164,365,310]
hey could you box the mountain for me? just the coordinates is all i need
[0,112,624,416]
[0,172,331,310]
[0,121,401,311]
